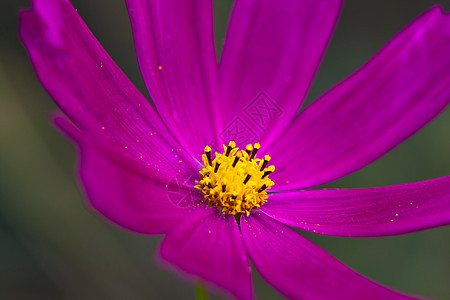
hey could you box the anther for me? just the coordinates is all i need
[225,141,235,156]
[245,144,253,156]
[214,162,221,173]
[258,184,268,193]
[232,155,240,167]
[222,185,226,192]
[204,146,212,166]
[250,143,260,160]
[243,174,251,184]
[262,170,272,179]
[259,155,271,171]
[262,166,275,178]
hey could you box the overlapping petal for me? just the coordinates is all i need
[19,0,197,183]
[125,0,221,156]
[218,0,342,146]
[263,176,450,237]
[55,116,198,234]
[242,213,415,300]
[270,6,450,191]
[159,208,252,300]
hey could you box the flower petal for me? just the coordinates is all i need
[269,6,450,190]
[54,116,198,235]
[218,0,342,146]
[242,212,416,300]
[19,0,197,182]
[159,208,252,300]
[125,0,221,156]
[263,176,450,237]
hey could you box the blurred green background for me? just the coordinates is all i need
[1,0,449,299]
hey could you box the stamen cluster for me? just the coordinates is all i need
[195,141,275,216]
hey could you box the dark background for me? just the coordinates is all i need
[1,0,449,299]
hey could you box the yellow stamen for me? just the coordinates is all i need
[245,144,253,156]
[195,142,275,216]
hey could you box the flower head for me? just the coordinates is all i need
[20,0,450,299]
[196,142,275,216]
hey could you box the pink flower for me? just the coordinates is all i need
[20,0,450,299]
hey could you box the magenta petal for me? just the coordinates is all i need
[125,0,221,156]
[55,116,198,235]
[270,7,450,190]
[19,0,197,177]
[219,0,342,146]
[159,208,252,300]
[263,176,450,237]
[242,213,416,300]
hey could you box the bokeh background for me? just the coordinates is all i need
[1,0,450,299]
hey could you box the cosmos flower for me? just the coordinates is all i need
[20,0,450,299]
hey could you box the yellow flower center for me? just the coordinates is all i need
[195,141,275,216]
